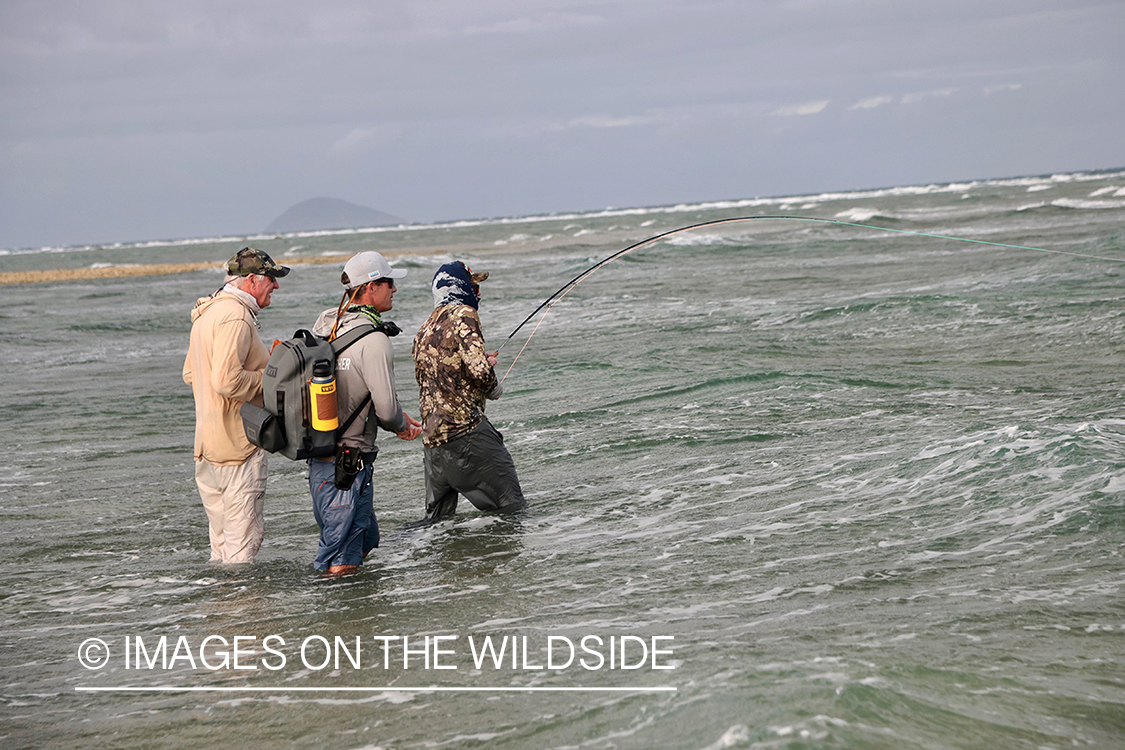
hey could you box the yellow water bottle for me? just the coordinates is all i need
[309,361,339,432]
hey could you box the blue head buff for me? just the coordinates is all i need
[432,261,481,309]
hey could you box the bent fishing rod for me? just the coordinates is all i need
[495,214,1124,383]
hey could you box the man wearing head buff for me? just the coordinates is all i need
[412,261,526,522]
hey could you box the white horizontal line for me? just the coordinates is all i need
[76,686,676,693]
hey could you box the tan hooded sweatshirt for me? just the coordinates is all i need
[182,291,269,464]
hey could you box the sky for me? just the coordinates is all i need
[1,0,1122,249]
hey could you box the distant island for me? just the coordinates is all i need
[265,197,404,234]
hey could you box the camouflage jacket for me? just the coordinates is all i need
[413,304,500,447]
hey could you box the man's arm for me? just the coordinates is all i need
[209,319,264,402]
[456,308,500,393]
[359,334,411,435]
[485,350,503,399]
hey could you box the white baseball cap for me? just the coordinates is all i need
[341,251,408,289]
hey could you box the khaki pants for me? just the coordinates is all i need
[194,449,267,563]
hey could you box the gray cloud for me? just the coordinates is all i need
[1,0,1122,248]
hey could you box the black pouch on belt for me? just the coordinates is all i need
[334,446,363,490]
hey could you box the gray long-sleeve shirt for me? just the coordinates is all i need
[312,309,408,451]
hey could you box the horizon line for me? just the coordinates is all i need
[7,165,1123,254]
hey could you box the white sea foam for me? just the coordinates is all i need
[8,167,1123,256]
[834,207,881,222]
[699,724,751,749]
[1051,197,1125,210]
[664,232,744,247]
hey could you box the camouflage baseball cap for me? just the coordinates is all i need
[226,247,290,278]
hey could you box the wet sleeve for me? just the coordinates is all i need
[210,319,264,402]
[360,335,408,434]
[182,350,193,386]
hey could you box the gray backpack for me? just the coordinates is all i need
[241,324,392,460]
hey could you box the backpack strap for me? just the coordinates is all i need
[338,393,372,435]
[331,324,375,354]
[331,320,400,353]
[330,322,401,437]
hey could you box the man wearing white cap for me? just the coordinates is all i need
[307,251,421,574]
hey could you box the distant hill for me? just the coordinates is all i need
[265,197,404,233]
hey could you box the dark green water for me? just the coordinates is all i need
[2,170,1124,748]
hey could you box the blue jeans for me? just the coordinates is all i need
[308,458,378,570]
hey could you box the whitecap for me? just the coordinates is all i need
[1052,197,1125,210]
[6,167,1125,255]
[834,207,881,222]
[698,724,751,750]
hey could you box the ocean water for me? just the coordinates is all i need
[2,170,1125,749]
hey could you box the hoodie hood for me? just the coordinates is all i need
[313,306,401,341]
[432,261,480,310]
[312,308,367,338]
[189,289,258,323]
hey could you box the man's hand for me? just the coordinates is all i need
[487,350,498,367]
[396,412,422,441]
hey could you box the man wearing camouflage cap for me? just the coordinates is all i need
[412,260,525,523]
[183,247,289,563]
